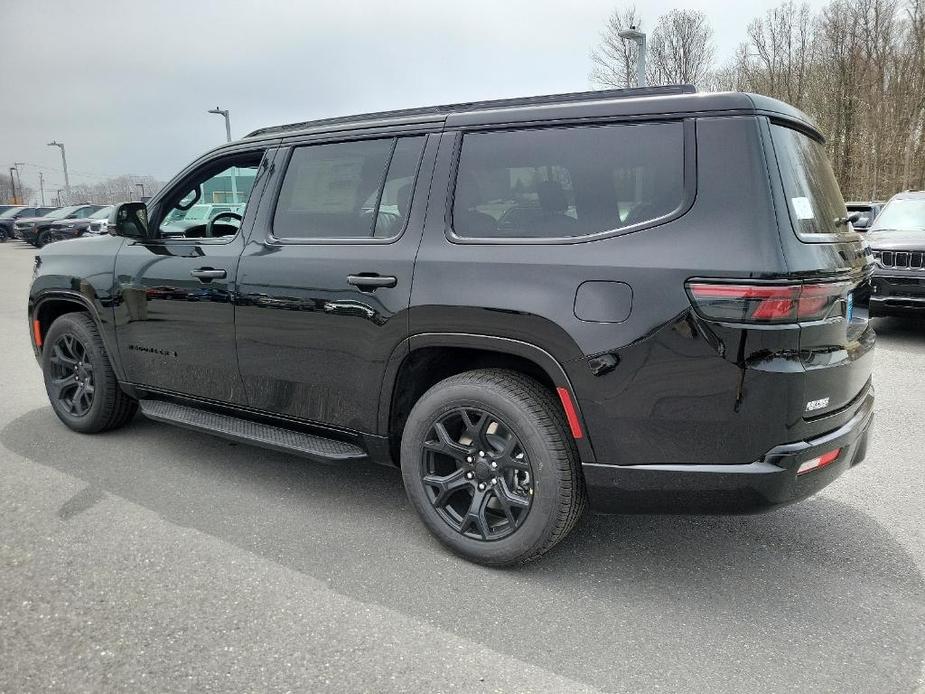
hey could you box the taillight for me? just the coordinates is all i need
[686,281,849,323]
[797,448,841,475]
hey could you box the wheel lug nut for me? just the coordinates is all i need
[465,472,474,479]
[490,477,497,485]
[478,483,486,490]
[466,456,473,463]
[490,461,497,469]
[478,451,485,457]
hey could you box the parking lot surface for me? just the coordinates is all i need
[0,241,922,693]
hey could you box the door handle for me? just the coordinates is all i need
[347,274,397,290]
[190,268,227,280]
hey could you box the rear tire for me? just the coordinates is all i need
[42,312,137,433]
[400,369,585,566]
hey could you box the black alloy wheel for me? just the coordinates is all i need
[401,369,586,566]
[421,407,534,541]
[47,333,95,417]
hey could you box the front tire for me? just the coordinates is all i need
[42,313,137,433]
[400,369,585,566]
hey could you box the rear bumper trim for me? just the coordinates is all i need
[583,388,874,514]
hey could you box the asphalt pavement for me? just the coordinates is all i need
[0,239,922,693]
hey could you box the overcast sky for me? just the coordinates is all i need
[2,0,828,197]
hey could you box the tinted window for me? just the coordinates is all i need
[373,136,426,238]
[771,124,849,236]
[452,122,685,239]
[274,138,396,240]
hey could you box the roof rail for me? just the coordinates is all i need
[246,85,696,139]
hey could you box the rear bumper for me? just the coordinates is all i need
[583,386,874,514]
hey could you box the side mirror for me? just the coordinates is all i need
[109,202,149,239]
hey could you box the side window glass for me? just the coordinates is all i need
[452,122,685,239]
[273,139,395,240]
[160,159,261,239]
[374,136,426,238]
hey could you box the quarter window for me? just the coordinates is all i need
[452,122,685,239]
[274,136,425,240]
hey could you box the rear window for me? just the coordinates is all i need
[451,122,686,239]
[770,124,849,237]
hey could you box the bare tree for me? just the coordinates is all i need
[711,0,925,198]
[647,10,716,86]
[590,6,644,88]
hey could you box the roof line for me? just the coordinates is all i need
[244,85,697,139]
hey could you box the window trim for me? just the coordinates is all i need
[444,118,696,245]
[266,134,428,246]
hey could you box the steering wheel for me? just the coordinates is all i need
[205,211,243,238]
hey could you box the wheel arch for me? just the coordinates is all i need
[30,291,126,381]
[379,333,596,464]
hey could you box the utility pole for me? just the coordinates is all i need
[8,168,17,204]
[47,141,70,203]
[619,26,647,88]
[55,189,63,206]
[13,163,24,200]
[39,172,46,206]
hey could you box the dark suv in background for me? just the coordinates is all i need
[866,191,925,315]
[28,86,875,565]
[16,204,103,246]
[0,205,56,241]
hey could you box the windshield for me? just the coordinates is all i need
[89,206,113,219]
[870,199,925,231]
[0,207,25,219]
[771,124,850,237]
[43,206,82,220]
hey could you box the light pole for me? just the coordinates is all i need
[618,26,647,88]
[207,107,232,143]
[47,141,70,203]
[39,172,46,206]
[135,182,145,201]
[207,106,237,203]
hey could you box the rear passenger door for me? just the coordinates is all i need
[235,132,438,432]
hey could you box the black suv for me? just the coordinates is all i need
[865,190,925,315]
[17,204,103,246]
[0,205,57,241]
[28,87,875,565]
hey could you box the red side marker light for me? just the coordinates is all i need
[32,319,42,347]
[797,448,840,475]
[556,387,583,439]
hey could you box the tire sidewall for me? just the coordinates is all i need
[401,378,570,565]
[42,315,111,433]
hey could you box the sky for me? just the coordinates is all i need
[1,0,829,199]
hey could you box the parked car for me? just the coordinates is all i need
[0,204,22,215]
[865,191,925,316]
[44,206,114,244]
[0,205,57,241]
[846,201,885,231]
[28,86,875,566]
[17,204,104,246]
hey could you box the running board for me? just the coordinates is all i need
[139,400,367,463]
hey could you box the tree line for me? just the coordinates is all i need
[1,174,163,207]
[591,0,925,200]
